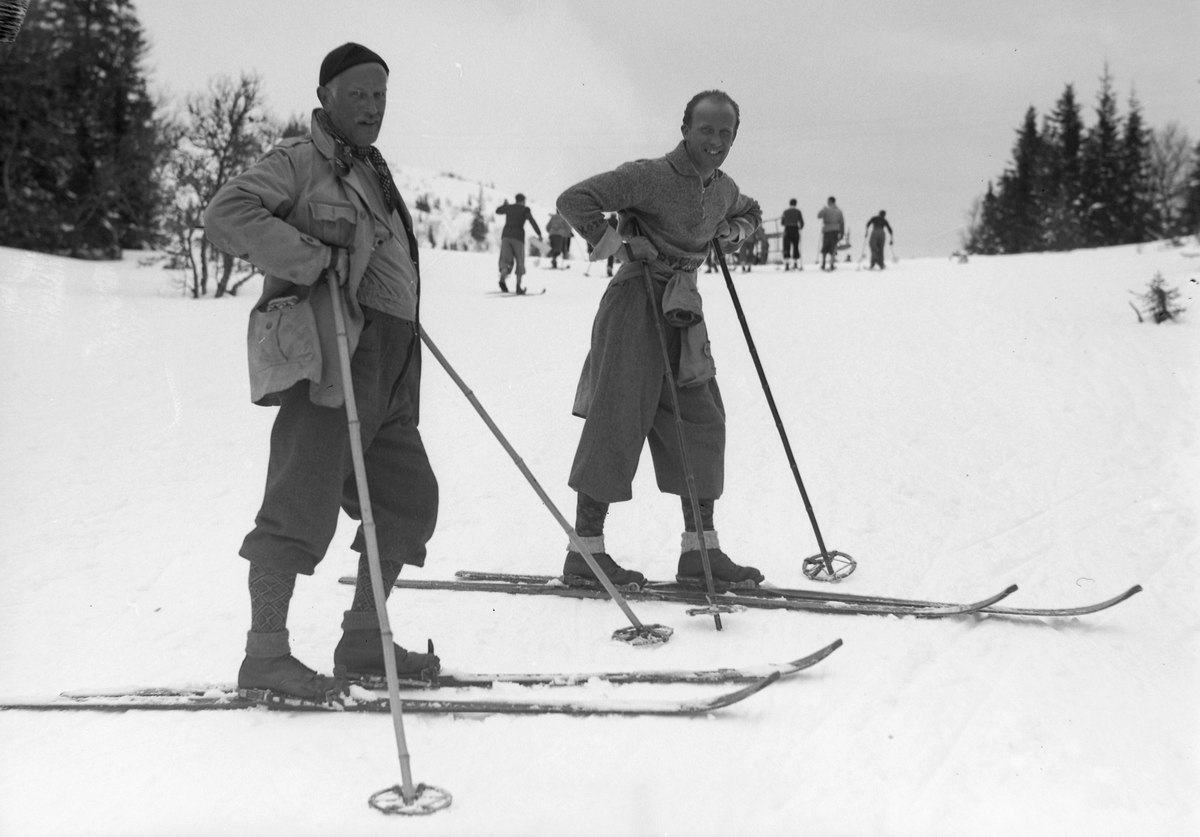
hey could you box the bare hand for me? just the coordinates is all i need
[327,246,350,286]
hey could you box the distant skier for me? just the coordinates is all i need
[781,198,804,270]
[817,196,844,271]
[496,194,542,294]
[555,89,766,590]
[204,43,440,705]
[737,224,768,272]
[865,210,894,269]
[546,211,572,269]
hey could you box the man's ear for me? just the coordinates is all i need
[316,85,331,109]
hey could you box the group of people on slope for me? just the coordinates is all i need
[777,197,895,272]
[203,42,768,704]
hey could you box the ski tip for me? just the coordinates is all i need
[1128,584,1144,596]
[694,669,783,713]
[780,639,845,674]
[1003,583,1019,596]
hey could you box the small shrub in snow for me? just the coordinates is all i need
[1129,272,1186,323]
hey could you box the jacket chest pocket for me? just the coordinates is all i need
[308,200,359,248]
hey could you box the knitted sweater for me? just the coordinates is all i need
[557,141,761,268]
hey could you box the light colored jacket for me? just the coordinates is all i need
[204,110,420,408]
[817,204,844,234]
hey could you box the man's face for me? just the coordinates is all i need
[318,62,388,147]
[681,98,738,176]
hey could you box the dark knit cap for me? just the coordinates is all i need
[319,43,389,87]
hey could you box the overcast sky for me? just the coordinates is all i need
[138,0,1200,258]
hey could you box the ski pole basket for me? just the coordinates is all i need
[612,624,674,646]
[369,783,453,816]
[802,551,857,582]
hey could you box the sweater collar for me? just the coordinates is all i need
[666,140,724,186]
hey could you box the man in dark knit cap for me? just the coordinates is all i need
[205,43,440,704]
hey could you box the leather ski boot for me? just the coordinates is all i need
[563,536,645,590]
[333,628,441,686]
[676,530,764,589]
[238,654,343,705]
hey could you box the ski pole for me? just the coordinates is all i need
[636,254,724,629]
[329,278,450,815]
[419,325,671,646]
[711,239,854,582]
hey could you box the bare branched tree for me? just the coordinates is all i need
[163,72,279,298]
[1148,122,1194,239]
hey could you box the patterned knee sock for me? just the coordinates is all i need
[349,552,405,614]
[575,492,610,539]
[681,497,715,533]
[247,565,296,657]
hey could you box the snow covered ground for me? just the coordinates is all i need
[0,239,1196,836]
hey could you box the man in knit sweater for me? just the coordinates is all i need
[555,90,765,590]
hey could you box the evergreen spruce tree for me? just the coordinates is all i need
[993,107,1044,252]
[964,182,1003,254]
[1079,66,1124,247]
[1039,84,1085,250]
[1117,92,1157,243]
[0,0,164,257]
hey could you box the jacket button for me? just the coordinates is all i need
[359,211,367,219]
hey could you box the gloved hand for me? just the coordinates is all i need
[622,235,659,262]
[326,246,350,286]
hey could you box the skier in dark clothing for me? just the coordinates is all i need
[554,89,766,591]
[781,198,804,270]
[865,210,893,269]
[496,194,542,294]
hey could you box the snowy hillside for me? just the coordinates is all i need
[392,165,556,253]
[0,237,1197,836]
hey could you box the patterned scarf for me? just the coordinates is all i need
[315,109,400,215]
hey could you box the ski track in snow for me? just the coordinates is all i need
[0,241,1197,836]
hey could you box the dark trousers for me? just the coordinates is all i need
[240,310,438,575]
[870,230,886,268]
[569,264,726,503]
[783,227,800,260]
